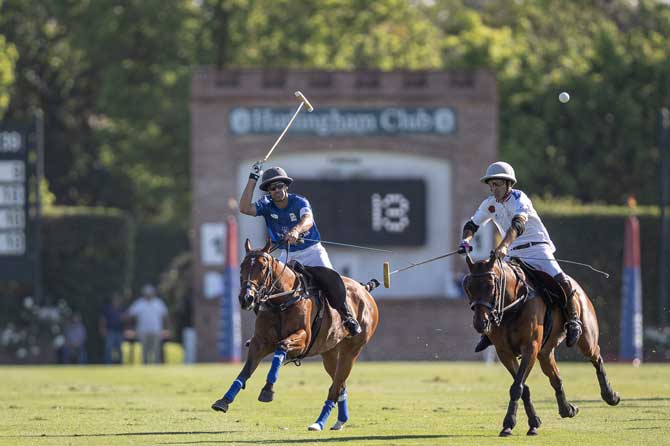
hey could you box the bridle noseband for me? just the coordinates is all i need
[466,258,507,326]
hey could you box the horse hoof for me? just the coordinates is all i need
[527,427,539,436]
[211,398,229,413]
[330,420,346,431]
[258,389,274,403]
[560,404,579,418]
[308,423,323,431]
[529,416,542,429]
[604,392,621,406]
[499,428,513,437]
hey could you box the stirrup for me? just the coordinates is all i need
[564,321,582,347]
[474,335,492,352]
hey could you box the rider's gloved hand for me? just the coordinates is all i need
[494,244,508,259]
[285,228,301,244]
[458,239,473,254]
[249,160,264,181]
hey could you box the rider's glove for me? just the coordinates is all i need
[494,244,508,259]
[458,239,473,254]
[285,229,301,244]
[249,160,264,181]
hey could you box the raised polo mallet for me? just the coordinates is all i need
[382,249,461,288]
[262,91,314,162]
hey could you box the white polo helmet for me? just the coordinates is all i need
[480,161,517,185]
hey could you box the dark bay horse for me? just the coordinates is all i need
[211,239,379,431]
[462,253,620,437]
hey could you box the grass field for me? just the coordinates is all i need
[1,361,668,446]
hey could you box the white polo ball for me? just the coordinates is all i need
[559,91,570,103]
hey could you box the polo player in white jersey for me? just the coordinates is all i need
[459,161,583,352]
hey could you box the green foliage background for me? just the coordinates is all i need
[41,207,135,361]
[0,0,668,225]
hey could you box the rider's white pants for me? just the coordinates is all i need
[275,242,333,269]
[508,244,563,277]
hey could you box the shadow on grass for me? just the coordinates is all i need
[572,396,670,404]
[0,431,238,438]
[159,434,488,444]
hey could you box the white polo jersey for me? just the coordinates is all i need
[470,189,563,276]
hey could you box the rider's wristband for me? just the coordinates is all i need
[249,173,259,181]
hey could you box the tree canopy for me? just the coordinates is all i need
[0,0,668,224]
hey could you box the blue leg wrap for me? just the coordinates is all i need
[315,400,336,429]
[337,389,349,422]
[266,348,286,384]
[223,378,246,402]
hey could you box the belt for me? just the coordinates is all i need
[511,241,549,251]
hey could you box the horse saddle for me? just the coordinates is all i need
[509,258,566,306]
[288,261,347,304]
[508,258,561,349]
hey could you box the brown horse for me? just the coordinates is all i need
[462,253,620,437]
[211,239,379,431]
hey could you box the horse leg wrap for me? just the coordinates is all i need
[503,400,518,429]
[314,399,336,429]
[337,389,349,423]
[266,348,287,385]
[223,377,247,403]
[509,383,523,402]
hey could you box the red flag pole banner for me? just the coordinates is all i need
[620,214,643,363]
[217,215,241,362]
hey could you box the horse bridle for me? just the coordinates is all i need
[466,258,507,326]
[241,251,275,306]
[241,249,301,308]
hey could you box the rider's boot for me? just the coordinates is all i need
[555,273,583,347]
[340,303,362,337]
[474,334,492,352]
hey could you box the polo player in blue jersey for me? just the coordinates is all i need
[239,162,362,337]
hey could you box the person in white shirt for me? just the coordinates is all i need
[458,161,583,352]
[127,284,169,364]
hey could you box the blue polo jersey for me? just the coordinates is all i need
[254,193,321,251]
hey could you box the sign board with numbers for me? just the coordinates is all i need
[0,122,33,280]
[290,179,426,246]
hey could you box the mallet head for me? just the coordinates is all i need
[383,262,391,288]
[294,91,314,112]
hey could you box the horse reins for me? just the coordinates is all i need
[242,250,302,307]
[468,258,529,327]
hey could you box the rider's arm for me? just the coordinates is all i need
[239,178,257,216]
[495,215,527,257]
[286,213,314,242]
[461,220,479,242]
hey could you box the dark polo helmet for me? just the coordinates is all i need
[259,167,293,191]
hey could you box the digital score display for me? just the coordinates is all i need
[0,125,29,273]
[290,179,426,246]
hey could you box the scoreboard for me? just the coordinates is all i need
[290,179,426,246]
[0,123,33,280]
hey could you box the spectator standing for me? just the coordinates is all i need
[127,284,169,364]
[62,312,87,364]
[99,293,125,364]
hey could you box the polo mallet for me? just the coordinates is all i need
[382,249,461,288]
[262,91,314,162]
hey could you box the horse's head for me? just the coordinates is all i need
[239,238,275,311]
[462,252,502,335]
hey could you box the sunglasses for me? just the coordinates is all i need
[268,183,286,191]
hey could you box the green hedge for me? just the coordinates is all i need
[42,206,135,362]
[131,223,189,297]
[539,205,667,361]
